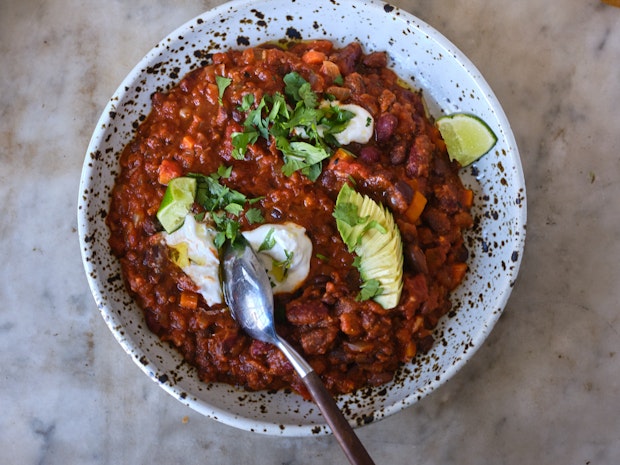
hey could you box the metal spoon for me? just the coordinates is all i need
[221,238,376,465]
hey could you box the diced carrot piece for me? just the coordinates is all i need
[450,263,468,288]
[181,135,195,151]
[461,189,474,209]
[157,159,183,185]
[326,148,355,170]
[179,291,198,310]
[405,190,427,223]
[302,50,327,65]
[404,341,417,359]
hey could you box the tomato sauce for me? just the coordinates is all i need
[107,40,473,396]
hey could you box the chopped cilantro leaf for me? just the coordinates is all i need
[279,140,330,181]
[231,130,259,160]
[284,72,309,101]
[214,231,226,249]
[187,171,263,247]
[215,75,232,105]
[321,105,355,135]
[217,164,233,179]
[333,201,365,227]
[357,279,383,301]
[272,250,294,281]
[333,201,387,250]
[245,207,264,225]
[238,93,255,111]
[258,227,276,252]
[229,70,360,181]
[224,202,244,216]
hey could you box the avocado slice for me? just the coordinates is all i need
[334,183,404,309]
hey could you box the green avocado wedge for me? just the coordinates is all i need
[334,183,404,309]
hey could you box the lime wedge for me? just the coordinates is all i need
[156,176,197,233]
[436,113,497,166]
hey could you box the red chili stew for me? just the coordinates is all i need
[107,40,473,396]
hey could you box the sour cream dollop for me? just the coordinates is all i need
[292,102,374,145]
[163,214,223,306]
[163,216,313,305]
[242,222,313,294]
[331,103,374,145]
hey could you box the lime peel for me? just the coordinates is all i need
[436,113,497,167]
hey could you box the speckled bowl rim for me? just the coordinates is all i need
[78,0,526,436]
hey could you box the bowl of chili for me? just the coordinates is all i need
[78,0,526,436]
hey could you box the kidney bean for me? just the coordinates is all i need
[358,146,381,164]
[375,113,398,142]
[395,180,414,204]
[389,142,407,165]
[404,243,429,274]
[406,134,432,178]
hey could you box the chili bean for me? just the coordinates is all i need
[287,300,329,326]
[395,180,414,204]
[452,244,469,263]
[358,145,381,164]
[424,207,451,234]
[375,113,398,142]
[389,142,407,165]
[406,134,432,178]
[404,243,429,274]
[300,326,338,355]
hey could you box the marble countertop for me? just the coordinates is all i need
[2,0,619,463]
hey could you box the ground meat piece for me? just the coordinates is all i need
[423,207,451,234]
[331,42,362,74]
[325,85,351,101]
[299,324,339,355]
[286,300,329,326]
[362,51,388,68]
[343,72,365,95]
[378,89,396,112]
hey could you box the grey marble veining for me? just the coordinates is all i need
[1,0,619,464]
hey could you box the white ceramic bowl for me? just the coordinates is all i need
[78,0,526,436]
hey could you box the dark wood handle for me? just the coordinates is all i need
[303,371,376,465]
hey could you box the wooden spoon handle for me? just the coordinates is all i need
[303,371,376,465]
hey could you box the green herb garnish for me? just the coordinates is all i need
[272,250,294,282]
[215,75,232,105]
[333,201,387,251]
[186,171,264,247]
[357,278,383,302]
[245,207,264,225]
[258,227,277,252]
[238,93,255,111]
[230,72,354,181]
